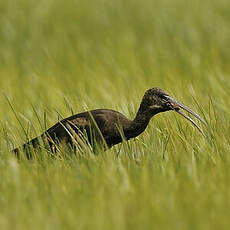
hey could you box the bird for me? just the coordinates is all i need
[13,88,206,158]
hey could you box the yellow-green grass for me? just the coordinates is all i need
[0,0,230,229]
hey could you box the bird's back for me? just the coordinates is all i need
[45,109,132,149]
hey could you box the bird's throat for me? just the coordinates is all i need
[124,108,153,139]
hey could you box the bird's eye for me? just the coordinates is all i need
[166,102,171,107]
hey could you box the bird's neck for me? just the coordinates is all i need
[124,104,154,139]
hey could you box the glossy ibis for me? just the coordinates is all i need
[13,88,205,157]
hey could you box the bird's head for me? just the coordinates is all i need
[141,88,206,134]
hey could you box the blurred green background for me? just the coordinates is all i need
[0,0,230,229]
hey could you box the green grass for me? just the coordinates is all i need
[0,0,230,229]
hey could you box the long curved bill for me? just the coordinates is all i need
[166,96,206,135]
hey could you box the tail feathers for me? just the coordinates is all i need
[11,136,42,159]
[12,144,35,159]
[12,147,20,158]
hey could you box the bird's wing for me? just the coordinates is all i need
[45,115,90,146]
[45,109,124,148]
[65,112,111,148]
[62,117,91,148]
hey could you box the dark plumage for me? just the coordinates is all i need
[13,88,205,158]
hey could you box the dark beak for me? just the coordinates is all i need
[166,96,206,135]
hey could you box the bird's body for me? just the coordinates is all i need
[47,109,148,147]
[13,88,205,158]
[15,108,151,156]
